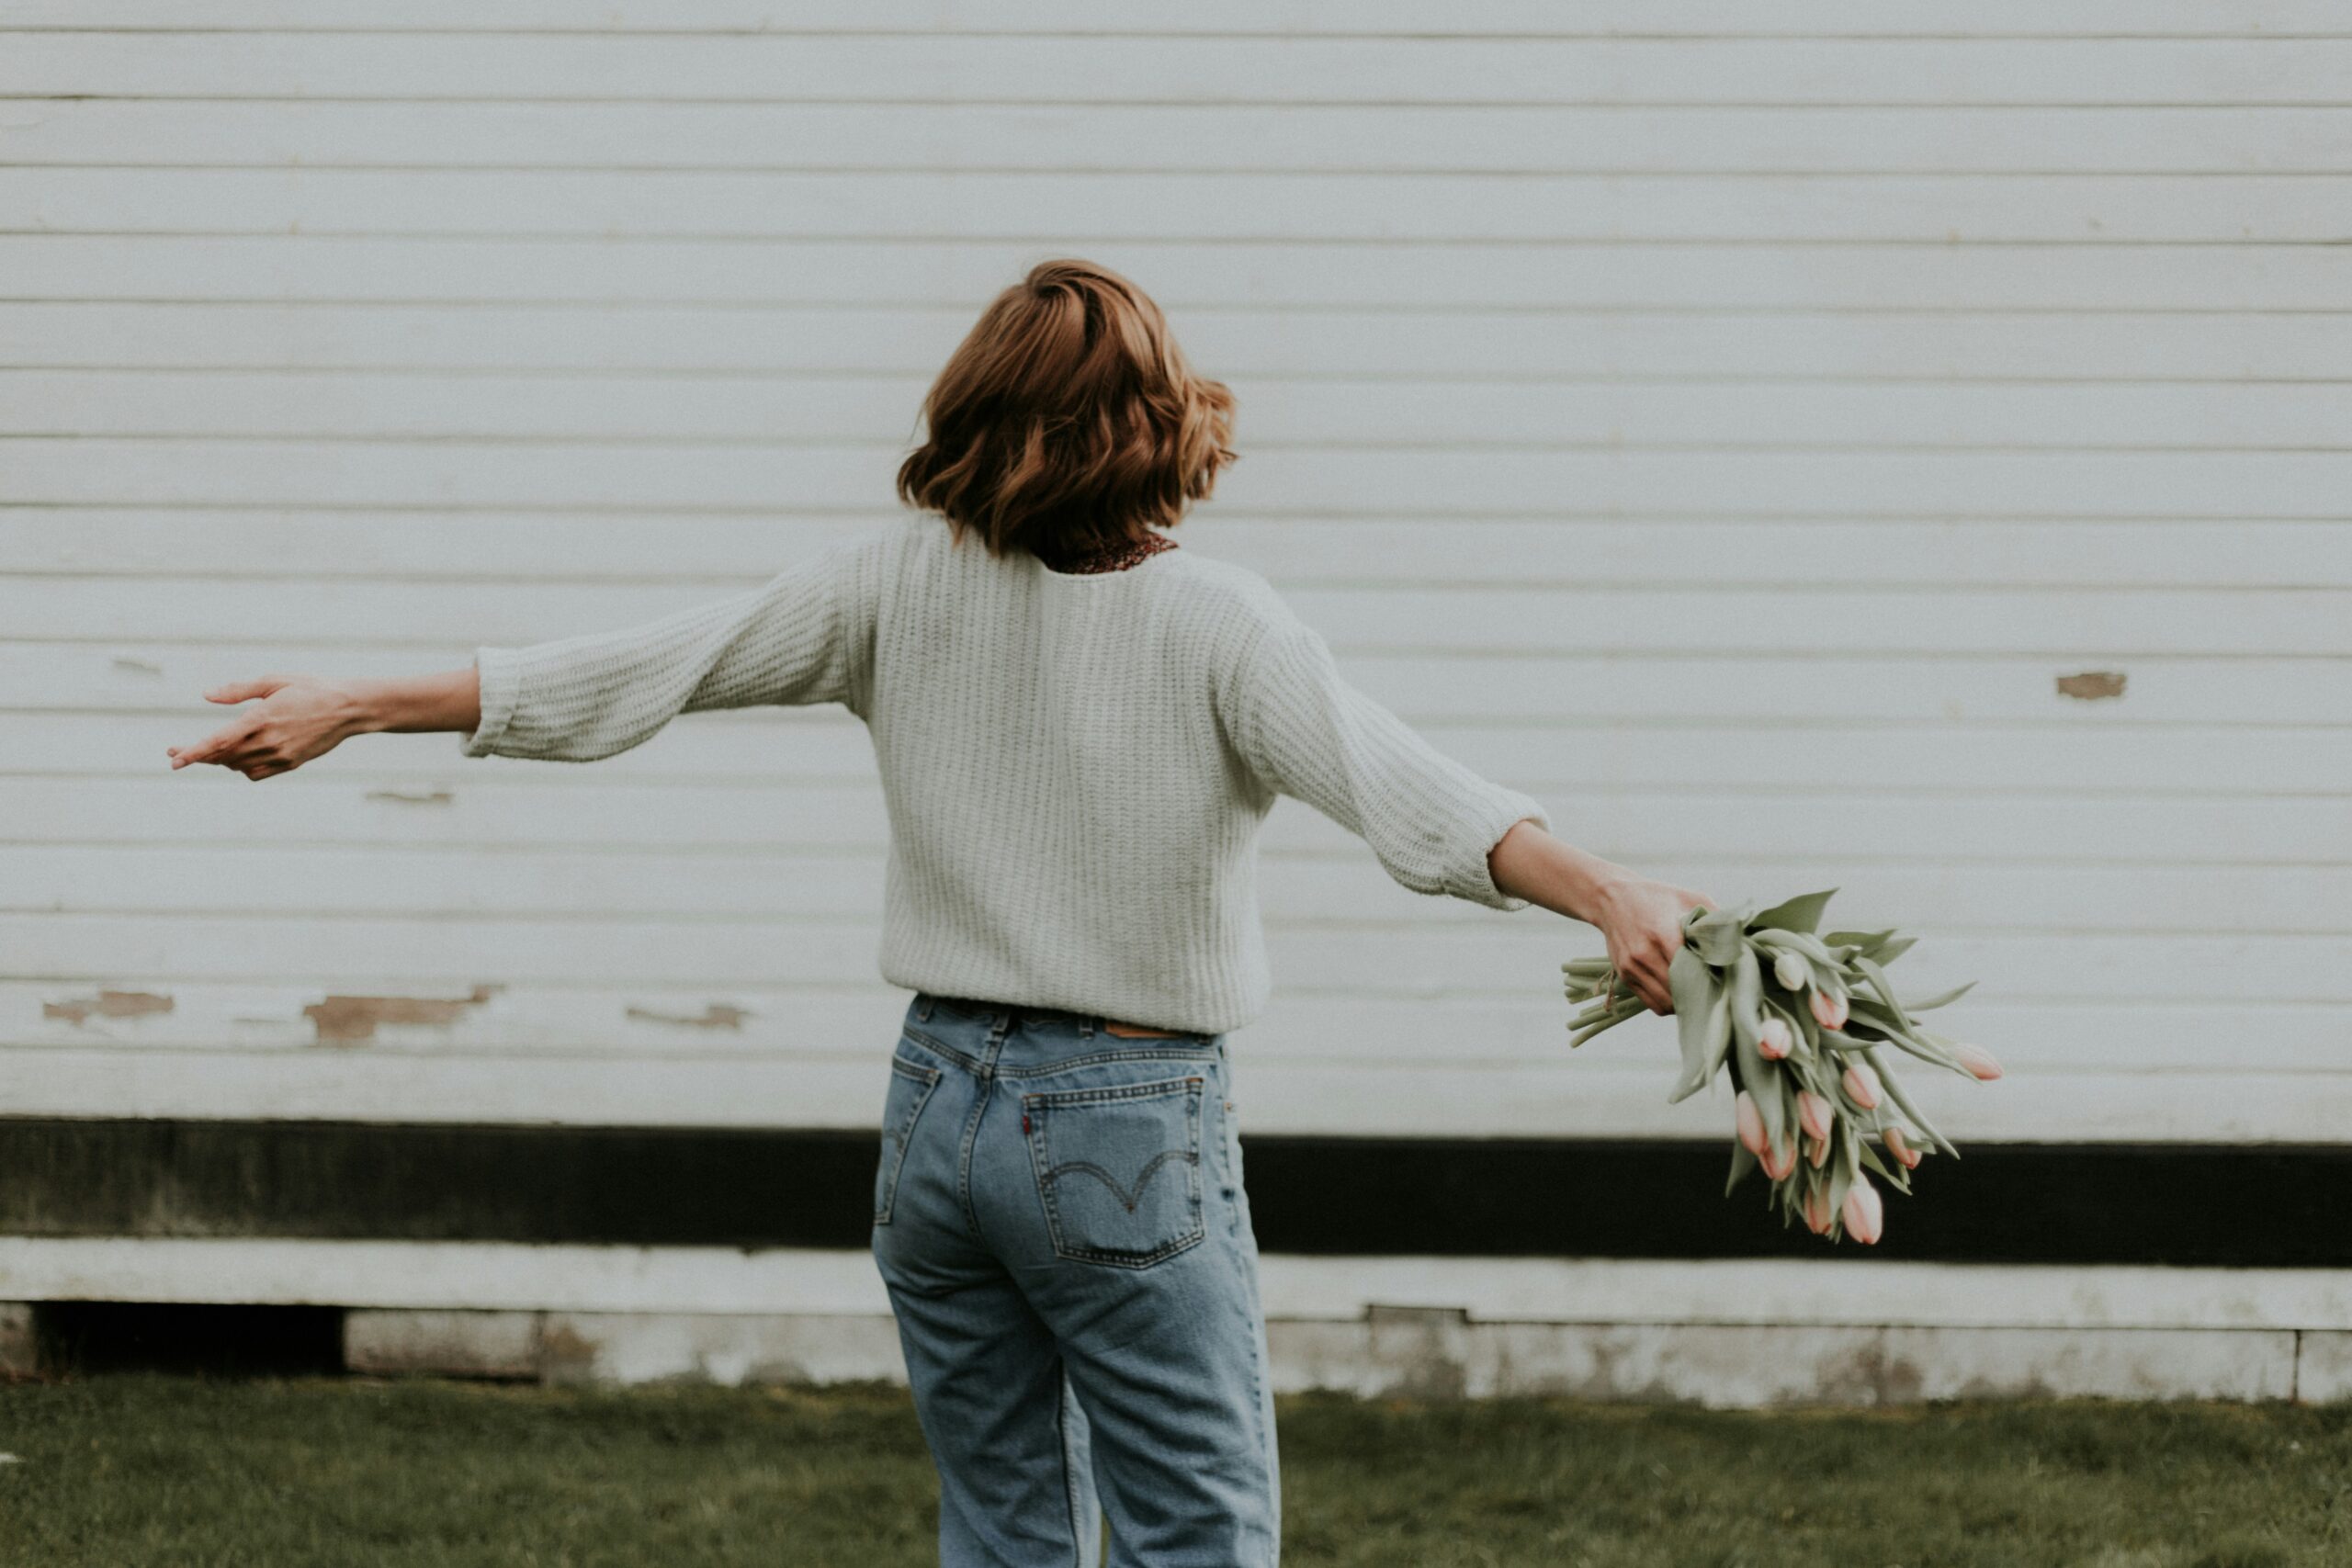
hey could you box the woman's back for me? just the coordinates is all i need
[460,508,1550,1035]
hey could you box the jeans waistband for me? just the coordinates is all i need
[910,991,1212,1046]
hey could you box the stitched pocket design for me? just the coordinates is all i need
[873,1053,943,1226]
[1023,1076,1206,1269]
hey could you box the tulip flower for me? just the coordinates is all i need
[1952,1042,2004,1081]
[1798,1090,1835,1141]
[1802,1184,1833,1235]
[1758,1016,1794,1060]
[1808,987,1849,1031]
[1841,1178,1884,1244]
[1807,1133,1834,1168]
[1735,1091,1768,1157]
[1883,1126,1923,1169]
[1840,1061,1882,1111]
[1772,952,1810,992]
[1759,1137,1796,1181]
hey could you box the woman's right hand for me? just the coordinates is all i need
[1591,875,1716,1016]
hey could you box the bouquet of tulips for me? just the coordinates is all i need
[1563,888,2001,1245]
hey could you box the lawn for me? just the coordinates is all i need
[1,1375,2346,1566]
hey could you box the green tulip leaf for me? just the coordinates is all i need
[1852,956,1918,1036]
[1905,980,1979,1012]
[1733,1017,1785,1145]
[1666,947,1724,1102]
[1856,1139,1913,1195]
[1687,908,1749,966]
[1865,1047,1960,1159]
[1747,887,1838,936]
[1725,1141,1758,1195]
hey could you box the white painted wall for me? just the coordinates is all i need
[5,3,2347,1146]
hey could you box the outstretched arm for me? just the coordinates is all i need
[168,528,887,781]
[167,666,479,781]
[1222,601,1711,1015]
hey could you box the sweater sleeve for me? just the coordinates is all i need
[459,535,873,762]
[1225,605,1553,912]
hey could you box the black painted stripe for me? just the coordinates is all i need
[1,1118,2345,1269]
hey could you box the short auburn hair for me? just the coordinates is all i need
[896,258,1238,560]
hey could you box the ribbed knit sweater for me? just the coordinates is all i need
[462,513,1553,1035]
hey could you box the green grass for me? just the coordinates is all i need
[1,1376,2347,1566]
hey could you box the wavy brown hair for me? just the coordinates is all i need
[896,258,1238,560]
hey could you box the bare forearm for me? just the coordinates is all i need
[1488,818,1716,1015]
[344,664,482,736]
[1486,818,1637,925]
[170,663,481,781]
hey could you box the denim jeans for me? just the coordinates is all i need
[871,991,1281,1567]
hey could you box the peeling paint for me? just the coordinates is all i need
[43,990,175,1027]
[2056,670,2128,701]
[304,984,497,1045]
[110,656,163,677]
[364,788,455,807]
[625,1003,752,1032]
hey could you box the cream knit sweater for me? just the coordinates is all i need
[462,513,1553,1035]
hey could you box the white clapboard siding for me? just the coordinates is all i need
[12,580,2349,657]
[2,7,2346,1147]
[18,375,2352,453]
[6,35,2351,107]
[12,2,2352,34]
[6,513,2348,591]
[12,103,2352,176]
[7,238,2349,311]
[8,168,2348,243]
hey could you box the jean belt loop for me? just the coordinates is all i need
[915,993,933,1024]
[1079,1012,1095,1039]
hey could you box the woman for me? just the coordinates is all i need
[169,258,1704,1566]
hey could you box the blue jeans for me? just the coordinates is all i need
[871,991,1281,1567]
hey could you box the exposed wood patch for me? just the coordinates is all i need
[42,989,174,1027]
[2056,670,2128,701]
[304,984,497,1045]
[624,1002,752,1032]
[363,788,454,806]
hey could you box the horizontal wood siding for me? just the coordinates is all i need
[3,3,2344,1145]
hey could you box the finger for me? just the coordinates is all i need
[205,674,288,705]
[173,722,260,769]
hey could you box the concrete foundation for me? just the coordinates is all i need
[320,1303,2329,1405]
[0,1303,35,1378]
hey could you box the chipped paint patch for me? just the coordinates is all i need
[364,788,454,806]
[110,656,163,677]
[43,989,174,1027]
[2057,671,2128,701]
[304,983,497,1045]
[626,1003,752,1032]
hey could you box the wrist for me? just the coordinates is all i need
[1583,867,1638,926]
[331,678,386,739]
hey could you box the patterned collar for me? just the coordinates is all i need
[1032,531,1180,575]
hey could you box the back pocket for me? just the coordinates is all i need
[874,1054,943,1226]
[1022,1076,1206,1269]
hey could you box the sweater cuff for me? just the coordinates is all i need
[459,647,522,758]
[1451,791,1552,912]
